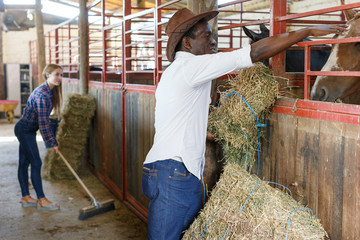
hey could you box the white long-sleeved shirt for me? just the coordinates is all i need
[144,45,254,179]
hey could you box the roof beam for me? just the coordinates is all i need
[4,4,36,10]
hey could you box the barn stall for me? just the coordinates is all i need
[29,0,360,239]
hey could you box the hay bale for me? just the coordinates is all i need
[208,62,279,170]
[183,163,327,239]
[42,94,96,180]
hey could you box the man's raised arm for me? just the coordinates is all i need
[250,24,347,63]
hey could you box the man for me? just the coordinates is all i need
[142,8,346,240]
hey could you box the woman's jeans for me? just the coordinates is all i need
[142,159,202,240]
[14,119,45,199]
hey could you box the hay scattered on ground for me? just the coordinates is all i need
[42,94,96,180]
[208,62,279,170]
[183,163,327,240]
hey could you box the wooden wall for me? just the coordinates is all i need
[257,112,360,239]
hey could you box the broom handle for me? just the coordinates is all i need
[58,151,96,200]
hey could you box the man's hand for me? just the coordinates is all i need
[53,146,59,154]
[309,24,348,37]
[206,131,215,141]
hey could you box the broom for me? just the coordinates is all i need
[58,151,115,220]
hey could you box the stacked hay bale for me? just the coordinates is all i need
[183,63,327,239]
[42,94,96,180]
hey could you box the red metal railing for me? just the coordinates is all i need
[299,37,360,100]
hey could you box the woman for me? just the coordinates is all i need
[14,64,62,210]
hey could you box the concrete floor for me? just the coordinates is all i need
[0,118,147,240]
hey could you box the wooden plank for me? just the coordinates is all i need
[356,138,360,239]
[295,117,320,210]
[341,124,360,239]
[275,114,297,193]
[258,112,278,181]
[283,114,297,199]
[318,120,344,239]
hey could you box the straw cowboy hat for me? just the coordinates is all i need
[165,8,219,62]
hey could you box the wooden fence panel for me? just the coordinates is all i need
[259,112,360,239]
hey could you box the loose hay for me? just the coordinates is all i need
[208,62,279,169]
[183,163,327,240]
[42,94,96,180]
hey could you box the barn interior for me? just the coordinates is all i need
[0,0,360,239]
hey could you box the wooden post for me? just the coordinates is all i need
[35,0,46,84]
[0,11,4,100]
[79,0,89,95]
[187,0,218,105]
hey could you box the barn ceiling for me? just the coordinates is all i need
[60,0,187,13]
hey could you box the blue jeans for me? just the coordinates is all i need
[142,159,202,240]
[14,119,45,199]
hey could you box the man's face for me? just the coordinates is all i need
[187,21,217,55]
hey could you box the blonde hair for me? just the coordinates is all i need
[42,64,63,118]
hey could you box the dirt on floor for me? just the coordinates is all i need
[0,118,147,240]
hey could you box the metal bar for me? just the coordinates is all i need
[157,0,180,9]
[101,0,106,179]
[55,29,59,64]
[218,0,250,9]
[218,19,270,30]
[123,8,154,21]
[103,22,123,31]
[125,84,156,94]
[125,55,155,61]
[68,23,72,78]
[304,45,310,100]
[297,37,360,46]
[277,2,360,22]
[272,98,360,125]
[269,0,287,76]
[124,197,148,223]
[288,19,345,25]
[124,23,154,35]
[307,71,360,77]
[122,0,132,203]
